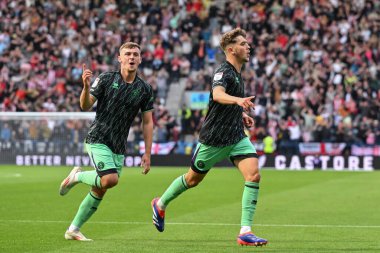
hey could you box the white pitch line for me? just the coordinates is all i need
[1,173,22,178]
[0,220,379,229]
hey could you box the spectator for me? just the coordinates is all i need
[0,122,11,142]
[0,0,379,154]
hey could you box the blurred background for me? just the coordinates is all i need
[0,0,379,168]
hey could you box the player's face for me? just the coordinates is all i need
[230,36,250,63]
[118,47,142,72]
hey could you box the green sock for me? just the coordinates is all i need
[77,171,102,188]
[160,175,189,207]
[241,182,259,227]
[72,191,102,228]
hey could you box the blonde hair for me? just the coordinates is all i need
[119,42,141,54]
[220,28,247,51]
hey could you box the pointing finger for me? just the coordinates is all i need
[248,96,255,102]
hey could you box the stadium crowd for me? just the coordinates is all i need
[1,0,380,155]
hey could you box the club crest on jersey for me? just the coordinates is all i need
[214,72,223,81]
[97,161,105,169]
[130,89,140,98]
[197,160,205,168]
[235,77,240,84]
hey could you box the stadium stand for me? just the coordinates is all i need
[0,0,380,155]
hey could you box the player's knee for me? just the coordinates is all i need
[185,170,205,188]
[186,179,200,188]
[101,175,119,189]
[92,187,107,198]
[185,176,204,188]
[246,172,261,183]
[103,179,118,189]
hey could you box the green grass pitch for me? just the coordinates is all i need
[0,165,379,253]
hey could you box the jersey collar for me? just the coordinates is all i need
[225,61,241,75]
[118,70,138,85]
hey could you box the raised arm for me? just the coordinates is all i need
[80,64,97,111]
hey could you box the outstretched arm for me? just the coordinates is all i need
[212,86,255,111]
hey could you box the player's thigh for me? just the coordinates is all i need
[229,137,258,162]
[85,143,124,177]
[229,137,260,181]
[235,157,260,182]
[191,143,231,174]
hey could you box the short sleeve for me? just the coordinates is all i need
[90,73,106,100]
[141,86,154,113]
[212,71,233,90]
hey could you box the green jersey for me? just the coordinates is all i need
[199,61,246,147]
[85,71,154,154]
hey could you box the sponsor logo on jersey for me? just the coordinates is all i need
[92,78,100,88]
[213,72,223,81]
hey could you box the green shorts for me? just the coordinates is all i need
[85,143,124,177]
[191,137,258,174]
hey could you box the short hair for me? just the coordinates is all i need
[220,28,247,51]
[119,42,141,54]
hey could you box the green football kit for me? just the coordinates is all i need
[159,61,259,228]
[86,71,154,175]
[194,61,257,173]
[70,71,154,229]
